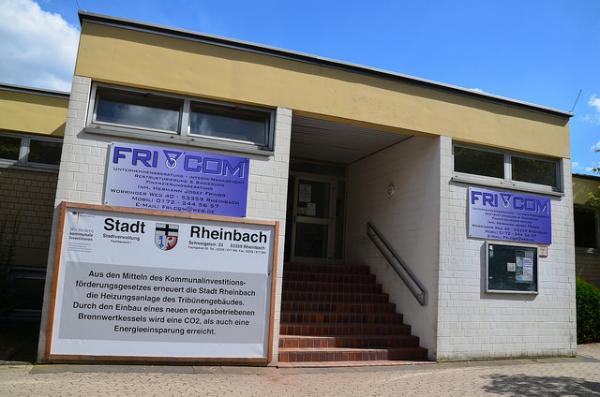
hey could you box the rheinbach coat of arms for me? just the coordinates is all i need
[155,223,179,251]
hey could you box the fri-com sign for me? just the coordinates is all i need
[467,186,551,245]
[104,142,249,217]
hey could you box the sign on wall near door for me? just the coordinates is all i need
[104,142,250,217]
[468,186,552,245]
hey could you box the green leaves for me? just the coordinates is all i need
[576,276,600,343]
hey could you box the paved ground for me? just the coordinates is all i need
[1,345,599,396]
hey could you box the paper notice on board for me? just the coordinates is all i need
[299,184,311,203]
[515,253,525,283]
[507,262,516,272]
[522,251,534,282]
[306,202,316,217]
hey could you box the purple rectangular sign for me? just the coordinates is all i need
[468,186,551,244]
[104,142,249,217]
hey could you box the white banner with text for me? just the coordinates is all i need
[48,206,275,361]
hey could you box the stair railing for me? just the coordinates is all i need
[366,222,428,306]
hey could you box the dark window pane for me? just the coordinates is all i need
[190,102,269,145]
[454,146,504,178]
[575,207,597,248]
[294,223,328,258]
[0,135,21,160]
[28,140,62,166]
[95,88,181,132]
[512,156,558,187]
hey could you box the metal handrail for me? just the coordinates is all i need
[366,222,428,306]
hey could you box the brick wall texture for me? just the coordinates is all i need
[0,167,57,267]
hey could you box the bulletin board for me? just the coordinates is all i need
[486,242,538,294]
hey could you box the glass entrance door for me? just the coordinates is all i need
[290,175,338,262]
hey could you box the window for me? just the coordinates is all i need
[28,139,62,166]
[453,143,561,191]
[574,206,597,248]
[190,102,270,145]
[512,156,558,187]
[88,84,274,153]
[454,146,504,178]
[0,135,21,161]
[94,87,182,133]
[0,133,62,169]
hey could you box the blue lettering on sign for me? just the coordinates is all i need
[112,146,246,178]
[106,142,250,217]
[470,189,549,215]
[468,186,551,245]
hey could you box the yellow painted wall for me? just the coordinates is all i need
[0,90,68,136]
[75,22,570,158]
[573,176,600,205]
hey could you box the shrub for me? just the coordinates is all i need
[577,276,600,343]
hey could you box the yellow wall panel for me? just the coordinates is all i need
[0,91,68,136]
[75,22,570,158]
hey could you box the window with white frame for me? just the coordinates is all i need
[0,133,62,170]
[87,84,275,153]
[453,143,561,192]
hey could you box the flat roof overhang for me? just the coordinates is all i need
[77,11,571,119]
[0,84,69,136]
[75,12,572,158]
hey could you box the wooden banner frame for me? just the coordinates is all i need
[45,201,280,366]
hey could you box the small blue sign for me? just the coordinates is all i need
[104,142,249,217]
[468,186,551,244]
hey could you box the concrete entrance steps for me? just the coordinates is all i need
[278,262,428,366]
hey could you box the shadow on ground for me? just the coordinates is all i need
[483,374,600,396]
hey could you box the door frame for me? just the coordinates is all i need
[289,171,343,263]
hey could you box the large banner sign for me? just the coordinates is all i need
[468,186,551,245]
[104,142,249,217]
[47,203,277,363]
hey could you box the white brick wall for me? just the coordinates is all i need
[38,76,292,364]
[345,135,441,359]
[437,136,576,360]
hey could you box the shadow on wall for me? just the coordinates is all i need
[483,374,600,396]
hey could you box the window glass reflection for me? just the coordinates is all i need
[512,156,557,187]
[95,88,181,132]
[190,103,268,145]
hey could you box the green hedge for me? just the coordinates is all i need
[577,277,600,343]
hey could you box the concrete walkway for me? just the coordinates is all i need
[1,345,599,397]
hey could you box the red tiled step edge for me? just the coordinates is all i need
[283,271,376,283]
[280,322,412,336]
[283,280,383,293]
[282,291,390,303]
[281,301,397,313]
[279,335,420,349]
[278,359,432,368]
[278,347,428,363]
[280,311,404,324]
[282,290,389,303]
[284,263,371,274]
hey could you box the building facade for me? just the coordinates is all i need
[573,174,600,287]
[0,12,578,365]
[0,84,67,318]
